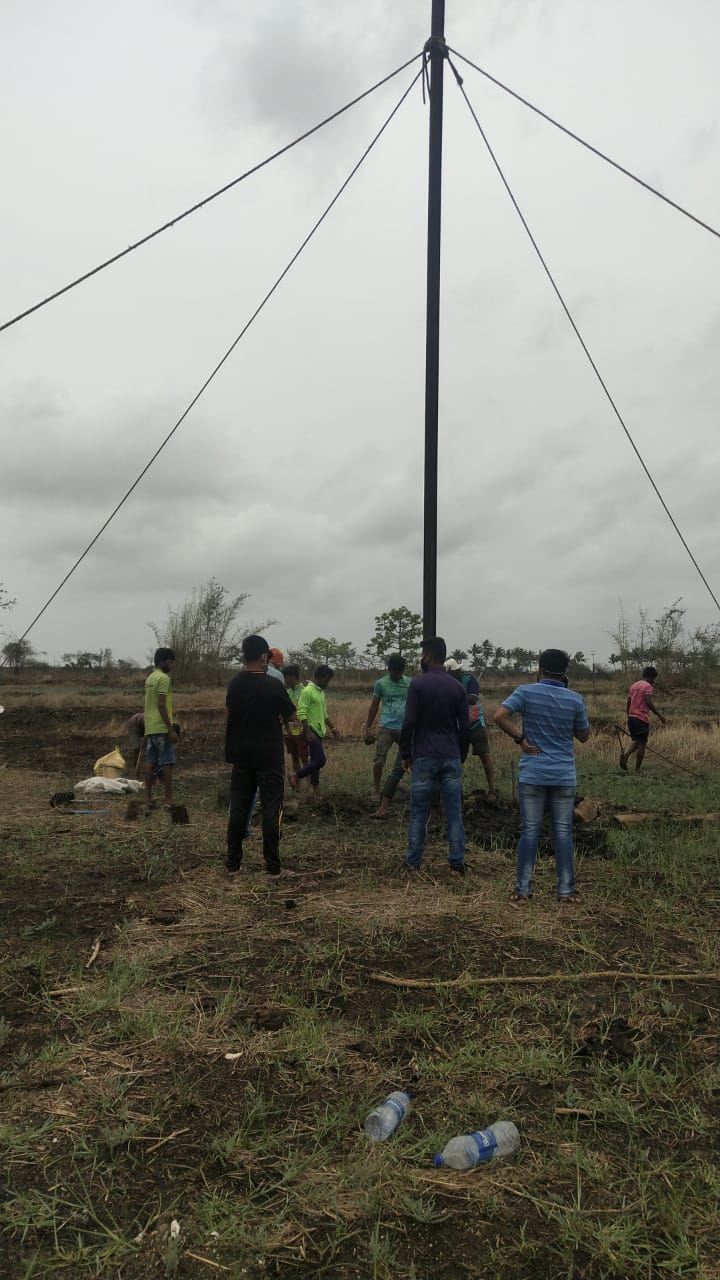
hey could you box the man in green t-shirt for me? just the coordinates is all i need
[364,654,411,818]
[144,647,178,808]
[292,665,339,798]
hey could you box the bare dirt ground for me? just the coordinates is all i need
[1,705,719,1277]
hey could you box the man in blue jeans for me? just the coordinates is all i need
[399,636,470,876]
[493,649,590,904]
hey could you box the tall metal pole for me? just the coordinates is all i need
[422,0,446,639]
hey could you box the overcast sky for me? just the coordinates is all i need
[2,0,720,668]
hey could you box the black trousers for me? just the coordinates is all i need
[227,764,283,874]
[295,734,326,786]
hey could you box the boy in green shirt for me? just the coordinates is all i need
[292,665,339,797]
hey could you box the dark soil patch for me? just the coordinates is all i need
[463,796,612,857]
[308,787,614,856]
[316,790,374,821]
[0,705,227,774]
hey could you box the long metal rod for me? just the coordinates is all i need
[422,0,446,638]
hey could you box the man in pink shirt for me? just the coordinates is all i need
[620,666,666,773]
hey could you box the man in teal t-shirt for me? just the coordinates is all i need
[365,654,411,818]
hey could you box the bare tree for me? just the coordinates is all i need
[608,602,633,677]
[149,579,276,682]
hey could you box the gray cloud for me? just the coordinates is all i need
[192,0,426,136]
[2,0,720,669]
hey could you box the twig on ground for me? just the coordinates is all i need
[371,969,720,988]
[85,936,102,969]
[144,1128,190,1153]
[183,1252,231,1272]
[415,1169,565,1212]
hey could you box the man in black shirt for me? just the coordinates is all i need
[225,634,295,877]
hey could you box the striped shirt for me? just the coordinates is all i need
[501,680,589,786]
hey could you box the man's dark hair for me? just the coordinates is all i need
[283,664,300,679]
[387,653,406,676]
[153,647,175,667]
[314,664,334,682]
[242,634,270,663]
[422,636,447,664]
[643,665,658,681]
[539,648,569,676]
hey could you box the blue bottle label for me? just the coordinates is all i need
[469,1129,498,1162]
[384,1097,406,1123]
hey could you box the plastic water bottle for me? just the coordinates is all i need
[364,1091,410,1141]
[433,1121,519,1168]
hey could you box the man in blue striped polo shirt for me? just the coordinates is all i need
[493,649,590,904]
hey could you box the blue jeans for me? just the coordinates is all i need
[406,757,465,869]
[517,783,576,898]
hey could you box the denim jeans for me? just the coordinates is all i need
[516,783,576,898]
[406,757,465,869]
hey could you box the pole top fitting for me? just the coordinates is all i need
[423,35,448,57]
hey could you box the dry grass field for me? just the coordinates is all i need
[1,676,719,1278]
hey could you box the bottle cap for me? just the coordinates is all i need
[432,1154,444,1167]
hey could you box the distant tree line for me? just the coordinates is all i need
[4,580,720,688]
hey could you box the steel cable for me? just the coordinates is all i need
[8,66,423,651]
[450,61,720,615]
[0,53,422,335]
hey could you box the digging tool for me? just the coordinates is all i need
[613,722,703,779]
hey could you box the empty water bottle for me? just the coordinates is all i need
[364,1091,410,1141]
[433,1121,519,1169]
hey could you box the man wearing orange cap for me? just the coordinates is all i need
[267,647,285,683]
